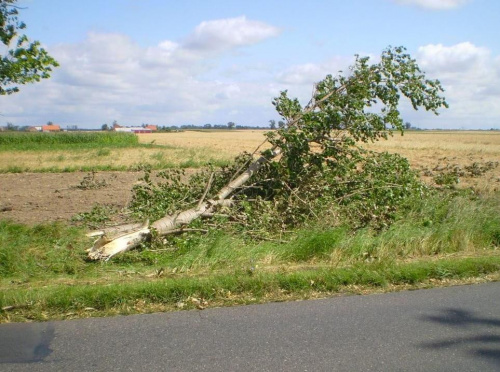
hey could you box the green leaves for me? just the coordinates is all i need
[0,0,59,95]
[262,46,447,229]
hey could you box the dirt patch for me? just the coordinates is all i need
[0,172,143,225]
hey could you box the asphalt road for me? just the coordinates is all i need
[1,282,499,371]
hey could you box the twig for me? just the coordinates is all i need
[2,303,31,312]
[197,172,214,210]
[229,134,272,185]
[282,182,318,219]
[164,228,209,235]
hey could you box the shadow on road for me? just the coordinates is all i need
[0,322,54,364]
[418,308,500,364]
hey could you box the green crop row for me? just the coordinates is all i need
[0,131,138,149]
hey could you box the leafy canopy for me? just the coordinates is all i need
[0,0,59,95]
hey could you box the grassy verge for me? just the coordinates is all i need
[1,256,499,322]
[1,191,499,322]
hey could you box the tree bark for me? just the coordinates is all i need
[87,148,281,260]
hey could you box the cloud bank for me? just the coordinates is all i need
[3,15,499,130]
[415,42,500,128]
[4,16,282,127]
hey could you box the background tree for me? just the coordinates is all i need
[227,121,235,129]
[269,119,276,129]
[5,121,17,130]
[101,123,109,131]
[0,0,59,95]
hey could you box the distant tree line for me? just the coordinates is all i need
[156,122,270,131]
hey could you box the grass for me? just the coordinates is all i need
[0,131,139,148]
[1,257,499,322]
[0,145,231,173]
[1,191,499,322]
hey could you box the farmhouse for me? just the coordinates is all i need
[114,126,152,134]
[113,123,156,133]
[42,124,61,132]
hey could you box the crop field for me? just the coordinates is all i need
[1,129,499,322]
[140,130,500,191]
[1,130,499,190]
[0,131,234,172]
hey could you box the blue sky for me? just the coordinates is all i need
[2,0,500,129]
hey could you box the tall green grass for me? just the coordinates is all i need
[1,191,499,321]
[0,131,139,150]
[3,192,496,282]
[106,191,500,271]
[1,256,499,321]
[0,221,89,278]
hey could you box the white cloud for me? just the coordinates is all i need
[276,63,326,85]
[276,57,351,86]
[409,42,500,128]
[184,16,281,53]
[4,15,499,131]
[3,17,282,128]
[417,42,490,73]
[417,42,498,97]
[392,0,471,10]
[273,56,362,106]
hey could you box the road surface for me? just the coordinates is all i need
[1,282,499,371]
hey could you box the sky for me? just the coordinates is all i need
[1,0,500,129]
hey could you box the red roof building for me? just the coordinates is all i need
[42,124,61,132]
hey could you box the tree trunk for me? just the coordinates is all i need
[87,148,281,260]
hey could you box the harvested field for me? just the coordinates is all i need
[141,130,500,191]
[366,131,500,192]
[0,130,499,225]
[138,130,272,156]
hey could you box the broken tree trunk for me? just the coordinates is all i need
[86,79,347,261]
[87,147,281,260]
[86,47,449,260]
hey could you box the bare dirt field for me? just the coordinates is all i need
[0,171,142,225]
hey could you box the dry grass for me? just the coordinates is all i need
[138,130,271,155]
[366,131,500,163]
[2,130,499,192]
[139,129,500,167]
[364,131,500,192]
[139,130,500,192]
[0,143,234,171]
[0,130,269,172]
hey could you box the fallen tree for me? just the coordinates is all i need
[87,46,448,260]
